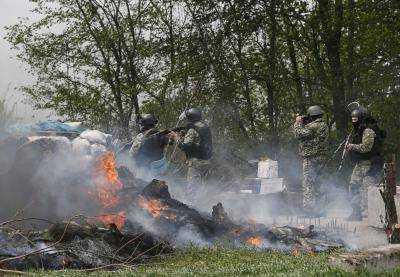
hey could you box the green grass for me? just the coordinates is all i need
[33,247,400,276]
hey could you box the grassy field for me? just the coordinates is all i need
[32,247,400,276]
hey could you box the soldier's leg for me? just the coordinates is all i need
[302,158,314,213]
[349,163,365,220]
[186,161,202,196]
[312,157,326,211]
[362,173,377,219]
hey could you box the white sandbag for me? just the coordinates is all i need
[79,130,109,146]
[90,143,107,156]
[257,159,279,179]
[28,136,72,154]
[72,137,91,155]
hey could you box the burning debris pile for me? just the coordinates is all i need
[0,145,343,272]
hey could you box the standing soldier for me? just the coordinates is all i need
[129,114,169,175]
[345,107,384,221]
[293,105,329,216]
[168,108,213,194]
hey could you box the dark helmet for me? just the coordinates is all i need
[185,108,202,122]
[351,109,364,119]
[139,114,158,127]
[351,105,369,119]
[307,105,324,117]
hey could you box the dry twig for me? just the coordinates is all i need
[0,217,54,227]
[0,268,32,275]
[0,215,83,266]
[112,233,143,259]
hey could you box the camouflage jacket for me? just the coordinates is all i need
[350,128,376,154]
[293,118,329,158]
[129,127,167,165]
[178,121,212,160]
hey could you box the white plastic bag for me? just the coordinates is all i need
[79,130,109,146]
[72,137,91,155]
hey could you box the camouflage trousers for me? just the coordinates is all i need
[186,158,211,195]
[302,156,325,214]
[349,160,377,219]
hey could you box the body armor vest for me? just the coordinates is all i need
[137,128,165,165]
[350,124,382,162]
[187,121,213,160]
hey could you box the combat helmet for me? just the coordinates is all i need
[307,105,324,117]
[139,114,158,127]
[185,108,202,122]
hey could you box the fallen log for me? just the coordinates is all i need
[131,179,343,252]
[329,244,400,272]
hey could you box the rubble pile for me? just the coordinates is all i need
[0,134,344,272]
[0,177,343,272]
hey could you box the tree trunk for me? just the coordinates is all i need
[265,0,278,158]
[346,0,357,101]
[286,30,305,113]
[317,0,347,137]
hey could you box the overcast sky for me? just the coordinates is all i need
[0,0,52,121]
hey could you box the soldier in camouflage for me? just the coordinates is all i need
[346,108,384,221]
[129,114,169,172]
[293,105,329,216]
[168,108,213,194]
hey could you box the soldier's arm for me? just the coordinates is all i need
[351,128,376,153]
[293,122,313,139]
[129,134,144,157]
[178,128,200,152]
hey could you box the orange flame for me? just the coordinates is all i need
[138,196,177,220]
[91,152,123,209]
[97,211,126,230]
[246,236,263,247]
[89,152,126,229]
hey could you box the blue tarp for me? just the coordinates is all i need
[33,121,85,134]
[4,121,86,136]
[4,123,33,135]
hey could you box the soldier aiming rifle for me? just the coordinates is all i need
[293,105,329,216]
[168,108,213,198]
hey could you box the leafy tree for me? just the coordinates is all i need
[6,0,400,163]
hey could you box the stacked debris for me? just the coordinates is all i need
[0,220,170,271]
[0,143,345,272]
[0,177,344,272]
[128,179,343,252]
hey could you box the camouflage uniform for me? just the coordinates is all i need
[348,128,377,219]
[178,121,212,193]
[293,118,329,214]
[129,128,167,170]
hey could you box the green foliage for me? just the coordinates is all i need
[5,0,400,159]
[32,247,400,276]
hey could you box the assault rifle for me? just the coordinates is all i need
[338,130,353,171]
[116,126,187,155]
[147,126,188,139]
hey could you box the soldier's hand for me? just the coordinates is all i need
[167,131,180,141]
[295,115,303,124]
[346,144,354,151]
